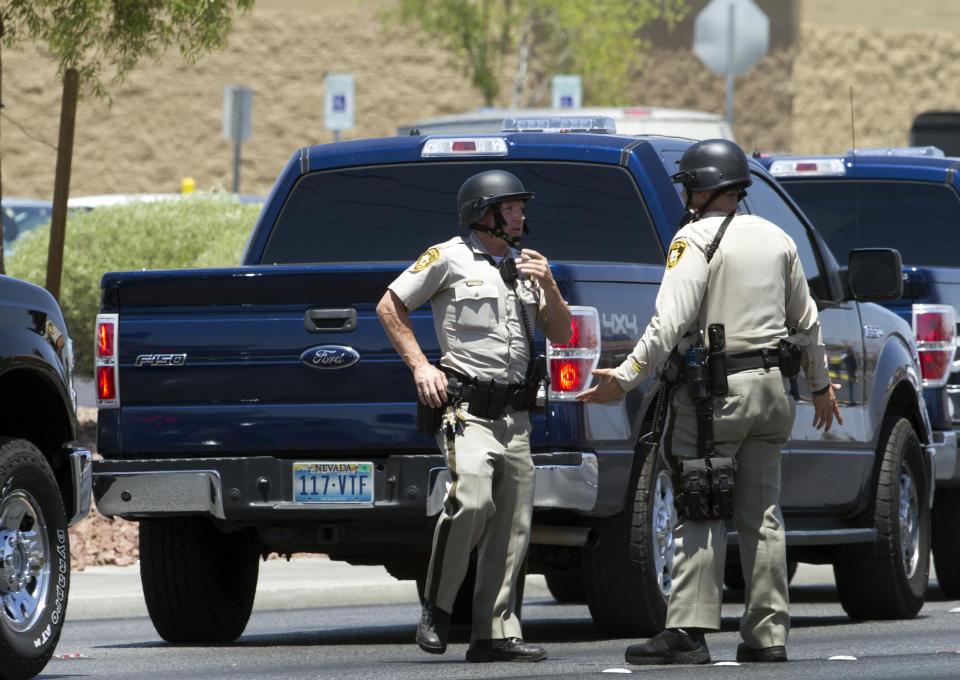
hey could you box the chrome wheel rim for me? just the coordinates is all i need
[652,470,677,598]
[0,490,50,633]
[899,467,920,580]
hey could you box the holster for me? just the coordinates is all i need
[466,378,509,419]
[679,456,735,520]
[777,338,803,379]
[416,400,444,436]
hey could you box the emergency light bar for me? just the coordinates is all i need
[847,146,945,157]
[768,158,847,177]
[421,138,508,157]
[501,116,617,134]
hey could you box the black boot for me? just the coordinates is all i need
[736,643,787,662]
[465,638,547,663]
[416,601,451,654]
[624,628,711,665]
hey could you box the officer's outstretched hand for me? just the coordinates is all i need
[414,363,448,408]
[575,368,625,403]
[812,383,843,432]
[517,249,554,285]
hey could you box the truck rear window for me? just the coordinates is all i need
[262,161,662,265]
[782,180,960,267]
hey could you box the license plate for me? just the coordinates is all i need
[293,462,374,504]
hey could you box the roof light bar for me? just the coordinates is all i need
[421,138,508,157]
[847,146,945,157]
[501,116,617,134]
[768,158,847,177]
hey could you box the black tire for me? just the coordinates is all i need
[931,487,960,597]
[724,557,798,591]
[544,569,586,603]
[834,417,930,620]
[583,447,674,636]
[0,437,69,680]
[139,517,260,643]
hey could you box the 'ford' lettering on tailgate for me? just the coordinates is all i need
[301,345,360,369]
[135,353,187,367]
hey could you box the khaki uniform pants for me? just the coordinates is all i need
[424,408,535,640]
[664,368,795,648]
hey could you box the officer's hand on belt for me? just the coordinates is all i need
[812,382,843,432]
[415,363,448,408]
[517,249,553,285]
[575,368,625,404]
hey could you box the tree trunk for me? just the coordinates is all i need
[510,11,534,109]
[45,68,79,300]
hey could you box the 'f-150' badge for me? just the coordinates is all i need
[135,353,187,367]
[300,345,360,370]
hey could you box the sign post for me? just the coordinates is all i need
[551,75,582,110]
[325,74,355,142]
[693,0,769,127]
[222,85,252,193]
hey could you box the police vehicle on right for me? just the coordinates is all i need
[762,147,960,596]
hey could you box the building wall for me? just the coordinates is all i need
[3,2,960,199]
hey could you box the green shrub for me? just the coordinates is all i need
[7,195,261,376]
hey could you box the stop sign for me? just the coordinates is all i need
[694,0,769,77]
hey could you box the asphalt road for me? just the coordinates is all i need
[46,581,960,680]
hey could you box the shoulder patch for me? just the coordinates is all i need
[412,247,441,273]
[666,239,688,270]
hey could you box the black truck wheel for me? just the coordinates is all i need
[139,516,260,643]
[931,487,960,597]
[583,448,674,636]
[544,569,586,603]
[0,438,69,680]
[834,417,930,620]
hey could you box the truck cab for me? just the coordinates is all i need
[762,147,960,597]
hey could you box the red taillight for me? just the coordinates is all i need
[97,365,116,401]
[795,162,818,172]
[96,321,114,357]
[547,307,601,399]
[451,141,476,152]
[913,304,957,387]
[95,313,120,407]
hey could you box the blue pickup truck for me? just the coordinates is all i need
[92,122,934,643]
[761,149,960,597]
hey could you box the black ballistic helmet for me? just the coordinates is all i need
[670,139,752,193]
[457,170,535,226]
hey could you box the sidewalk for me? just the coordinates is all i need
[66,558,836,622]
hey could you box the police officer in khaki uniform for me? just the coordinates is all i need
[376,170,571,663]
[578,140,842,665]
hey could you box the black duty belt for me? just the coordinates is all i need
[725,348,780,374]
[443,368,531,412]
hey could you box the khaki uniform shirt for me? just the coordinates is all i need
[389,233,548,383]
[613,212,829,392]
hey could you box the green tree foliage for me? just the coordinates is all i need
[385,0,688,106]
[7,197,260,375]
[1,0,254,97]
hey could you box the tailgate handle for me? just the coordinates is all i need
[305,308,357,333]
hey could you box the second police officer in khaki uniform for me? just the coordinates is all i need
[376,170,572,663]
[578,140,843,665]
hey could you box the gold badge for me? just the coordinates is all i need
[666,239,687,269]
[412,247,441,272]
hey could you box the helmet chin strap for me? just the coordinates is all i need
[678,186,746,228]
[471,205,528,247]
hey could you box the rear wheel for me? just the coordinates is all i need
[544,569,586,603]
[583,447,674,636]
[0,438,69,680]
[931,488,960,598]
[139,517,260,643]
[834,417,930,619]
